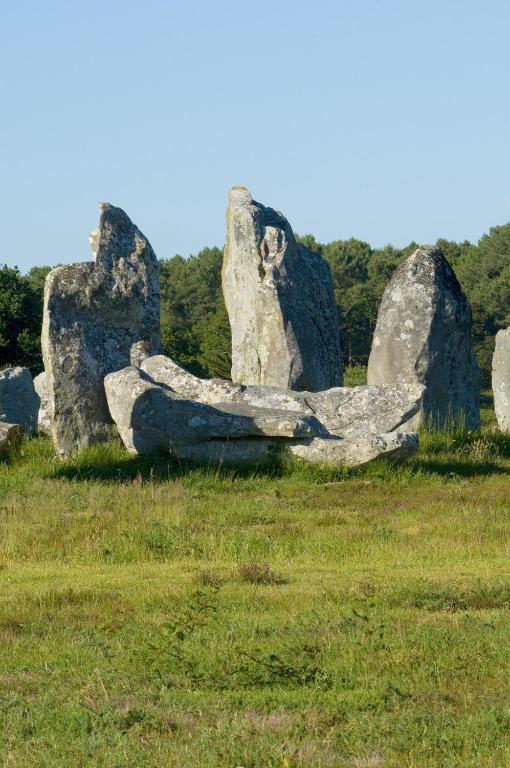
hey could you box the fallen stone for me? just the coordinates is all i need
[492,328,510,432]
[0,367,39,435]
[42,203,161,456]
[141,355,424,438]
[367,245,480,429]
[33,371,52,436]
[104,366,328,454]
[0,422,24,455]
[105,365,419,468]
[223,186,342,391]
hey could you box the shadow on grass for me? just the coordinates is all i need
[409,457,508,477]
[37,427,510,486]
[47,445,292,484]
[47,449,509,487]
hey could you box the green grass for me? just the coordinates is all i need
[1,413,510,767]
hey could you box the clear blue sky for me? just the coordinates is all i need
[2,0,510,272]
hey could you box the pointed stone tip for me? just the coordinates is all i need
[411,244,444,261]
[228,186,252,207]
[97,202,133,229]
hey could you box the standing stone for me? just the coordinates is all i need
[367,245,480,429]
[492,328,510,432]
[223,186,342,391]
[0,367,39,435]
[33,371,52,436]
[42,203,161,456]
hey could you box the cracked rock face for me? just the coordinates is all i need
[0,367,39,435]
[105,361,419,469]
[367,246,480,429]
[104,366,329,455]
[141,355,424,438]
[222,186,343,391]
[42,203,161,456]
[492,328,510,432]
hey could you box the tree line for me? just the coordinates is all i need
[3,221,510,387]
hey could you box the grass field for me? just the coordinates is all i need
[1,394,510,767]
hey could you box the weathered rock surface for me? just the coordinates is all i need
[492,328,510,432]
[104,366,328,454]
[105,365,419,468]
[42,203,161,456]
[288,431,418,466]
[0,367,39,435]
[33,372,52,436]
[367,245,480,429]
[0,422,24,455]
[223,186,342,391]
[176,431,418,468]
[141,355,424,438]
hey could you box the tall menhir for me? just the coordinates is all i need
[42,203,161,456]
[367,245,480,429]
[222,186,343,391]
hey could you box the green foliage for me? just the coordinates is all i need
[2,433,510,764]
[343,364,367,387]
[455,223,510,386]
[159,247,228,377]
[0,265,45,372]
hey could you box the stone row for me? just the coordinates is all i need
[5,185,509,467]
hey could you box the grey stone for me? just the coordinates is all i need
[104,366,329,454]
[0,422,24,454]
[367,245,480,429]
[223,186,342,391]
[42,203,161,456]
[288,430,418,466]
[492,328,510,432]
[105,365,419,468]
[175,431,418,468]
[33,372,52,436]
[141,355,424,438]
[0,367,39,435]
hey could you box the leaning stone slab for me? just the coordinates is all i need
[0,367,39,435]
[492,328,510,432]
[104,366,329,455]
[42,203,161,456]
[223,186,342,391]
[0,422,24,455]
[141,355,424,438]
[33,372,52,436]
[367,245,480,429]
[105,365,419,468]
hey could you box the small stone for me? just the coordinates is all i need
[0,422,24,454]
[0,367,39,435]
